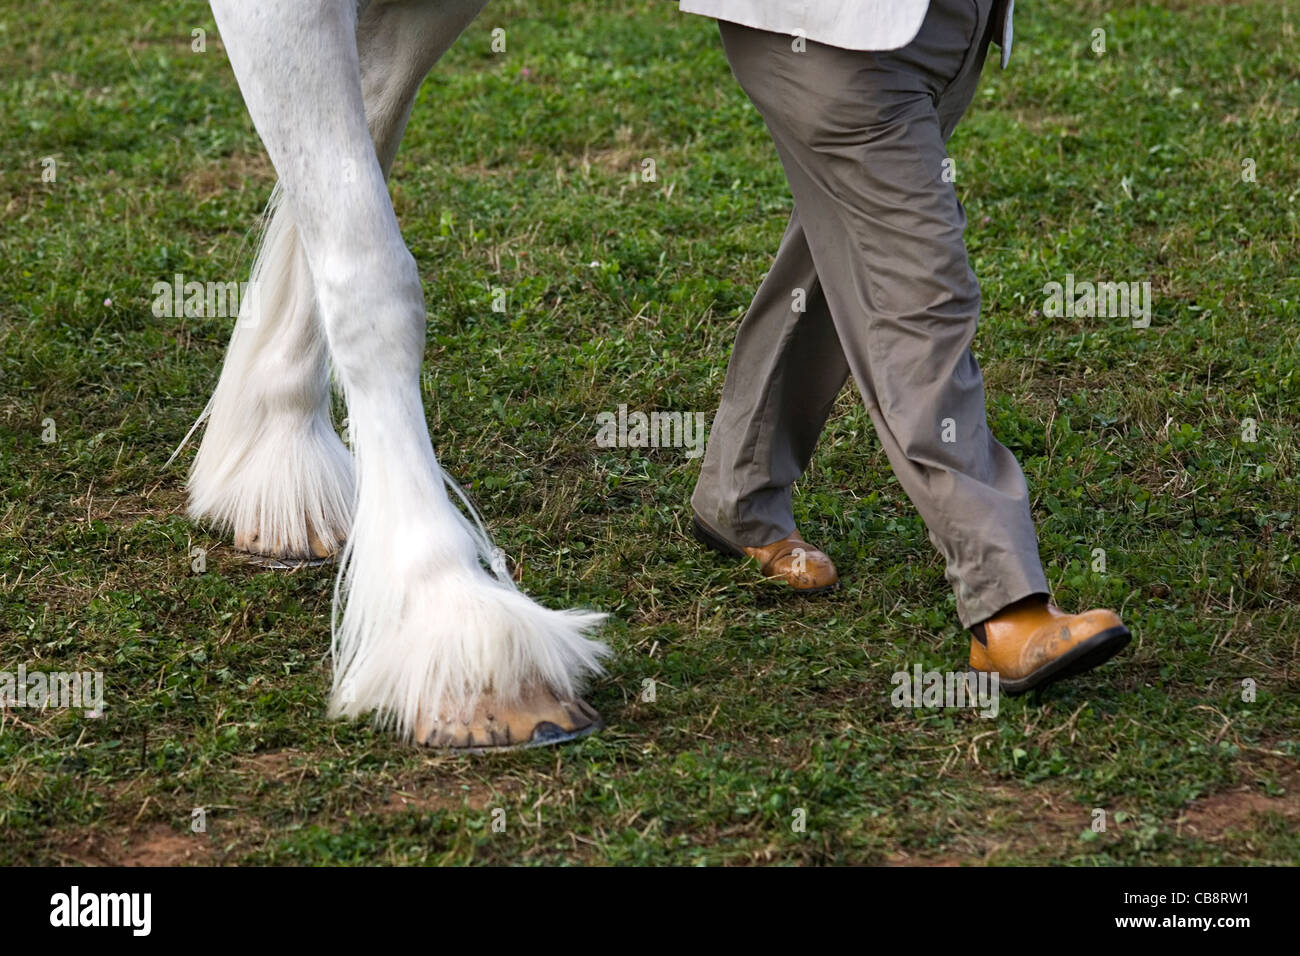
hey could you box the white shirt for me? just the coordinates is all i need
[679,0,930,52]
[679,0,1014,67]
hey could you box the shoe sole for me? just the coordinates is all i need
[985,625,1132,696]
[691,516,838,596]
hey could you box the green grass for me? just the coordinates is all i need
[1,0,1298,865]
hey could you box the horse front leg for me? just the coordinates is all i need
[189,0,488,564]
[207,0,608,748]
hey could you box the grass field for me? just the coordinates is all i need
[1,0,1297,865]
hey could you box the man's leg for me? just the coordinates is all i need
[716,1,1047,626]
[692,209,850,546]
[690,209,847,591]
[709,0,1130,691]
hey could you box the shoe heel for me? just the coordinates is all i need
[691,516,745,558]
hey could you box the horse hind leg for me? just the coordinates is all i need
[185,178,349,562]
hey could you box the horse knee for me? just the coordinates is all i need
[315,246,426,388]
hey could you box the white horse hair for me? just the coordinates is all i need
[185,183,355,561]
[184,0,608,745]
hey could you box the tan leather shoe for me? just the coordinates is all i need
[692,515,838,594]
[970,599,1130,695]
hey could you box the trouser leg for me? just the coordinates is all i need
[691,208,851,545]
[712,0,1048,625]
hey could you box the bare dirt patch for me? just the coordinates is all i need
[51,823,218,867]
[1177,768,1300,840]
[383,781,499,814]
[121,824,217,866]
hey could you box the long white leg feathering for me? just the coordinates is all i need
[328,388,609,739]
[186,185,354,558]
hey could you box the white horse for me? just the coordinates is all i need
[185,0,608,750]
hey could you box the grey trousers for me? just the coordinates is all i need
[691,0,1049,626]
